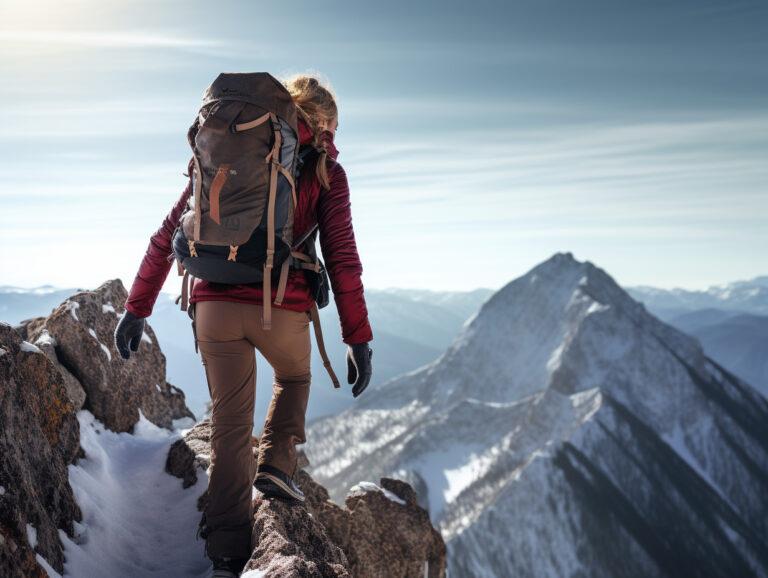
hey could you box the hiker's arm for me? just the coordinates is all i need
[125,180,192,318]
[317,163,373,345]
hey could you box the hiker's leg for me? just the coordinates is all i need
[245,306,312,476]
[195,301,257,560]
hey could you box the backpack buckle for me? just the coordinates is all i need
[270,121,282,132]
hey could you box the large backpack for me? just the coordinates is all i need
[172,72,339,386]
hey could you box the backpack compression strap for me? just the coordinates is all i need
[262,112,283,330]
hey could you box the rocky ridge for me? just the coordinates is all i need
[166,420,446,578]
[1,279,445,577]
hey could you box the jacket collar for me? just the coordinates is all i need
[298,117,338,160]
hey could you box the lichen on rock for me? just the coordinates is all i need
[23,279,195,433]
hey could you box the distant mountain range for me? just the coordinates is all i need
[627,276,768,321]
[4,275,768,419]
[305,253,768,577]
[622,281,768,398]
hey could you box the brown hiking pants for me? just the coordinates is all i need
[194,300,312,559]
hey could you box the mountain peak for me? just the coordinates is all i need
[382,252,704,407]
[306,254,768,577]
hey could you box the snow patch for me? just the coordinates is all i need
[349,481,407,506]
[546,343,565,372]
[26,523,38,548]
[571,388,602,416]
[89,328,112,361]
[662,422,724,499]
[241,570,268,578]
[67,300,80,322]
[0,485,5,494]
[586,301,609,315]
[443,452,495,505]
[141,332,153,344]
[34,329,57,347]
[172,417,196,432]
[102,302,116,314]
[20,341,41,353]
[0,347,6,357]
[35,554,62,578]
[155,384,162,393]
[63,410,210,577]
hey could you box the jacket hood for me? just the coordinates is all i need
[298,117,339,161]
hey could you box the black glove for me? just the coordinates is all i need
[346,342,373,398]
[114,310,146,360]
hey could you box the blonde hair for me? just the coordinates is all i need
[282,73,338,189]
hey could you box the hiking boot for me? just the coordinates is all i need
[210,556,247,577]
[253,464,305,502]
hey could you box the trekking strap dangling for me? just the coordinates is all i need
[274,261,290,306]
[309,304,340,388]
[174,270,193,312]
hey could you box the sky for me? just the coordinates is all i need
[0,0,766,295]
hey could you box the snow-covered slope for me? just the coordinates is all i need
[55,411,210,578]
[305,252,768,577]
[668,311,768,400]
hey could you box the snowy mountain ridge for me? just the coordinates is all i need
[305,252,768,577]
[628,275,768,318]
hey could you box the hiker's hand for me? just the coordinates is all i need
[346,342,372,398]
[114,310,146,360]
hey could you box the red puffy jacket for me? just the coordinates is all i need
[125,118,373,345]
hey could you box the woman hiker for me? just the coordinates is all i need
[114,74,373,577]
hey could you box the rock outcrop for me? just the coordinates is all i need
[166,420,446,577]
[22,279,194,432]
[0,323,82,577]
[299,470,446,578]
[1,280,196,578]
[246,497,350,577]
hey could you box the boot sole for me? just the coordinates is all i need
[253,472,305,502]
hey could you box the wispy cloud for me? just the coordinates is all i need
[0,29,222,49]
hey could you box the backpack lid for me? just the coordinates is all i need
[201,72,298,138]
